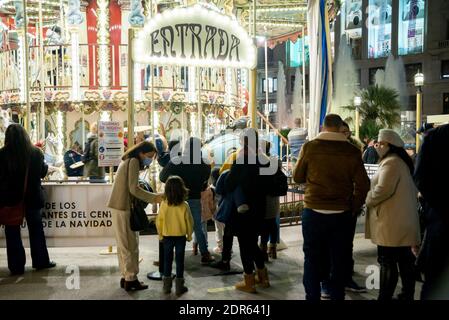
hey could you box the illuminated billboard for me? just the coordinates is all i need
[287,37,309,67]
[398,0,426,55]
[367,0,392,59]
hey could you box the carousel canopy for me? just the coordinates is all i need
[0,0,68,26]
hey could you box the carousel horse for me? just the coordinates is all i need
[43,133,64,180]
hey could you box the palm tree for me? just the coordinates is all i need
[344,85,401,140]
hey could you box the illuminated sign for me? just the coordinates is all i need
[133,5,257,69]
[398,0,425,55]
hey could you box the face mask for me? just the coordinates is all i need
[374,144,390,159]
[142,157,153,167]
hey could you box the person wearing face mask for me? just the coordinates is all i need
[107,141,164,291]
[365,129,421,300]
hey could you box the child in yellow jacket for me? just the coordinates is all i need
[156,176,194,296]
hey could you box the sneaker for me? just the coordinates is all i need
[213,246,223,254]
[277,239,288,251]
[345,279,367,293]
[210,260,231,271]
[321,282,331,300]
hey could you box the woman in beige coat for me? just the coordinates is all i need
[365,129,421,301]
[108,141,163,291]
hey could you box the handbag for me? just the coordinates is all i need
[127,160,152,232]
[0,166,29,226]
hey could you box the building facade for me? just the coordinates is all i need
[335,0,449,118]
[256,0,449,128]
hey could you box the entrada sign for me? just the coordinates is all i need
[133,5,256,69]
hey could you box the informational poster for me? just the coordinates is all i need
[0,184,116,247]
[98,121,124,167]
[398,0,425,55]
[368,0,392,59]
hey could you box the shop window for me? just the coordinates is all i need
[442,60,449,79]
[444,93,449,114]
[262,77,277,93]
[405,63,422,83]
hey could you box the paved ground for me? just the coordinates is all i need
[0,221,422,300]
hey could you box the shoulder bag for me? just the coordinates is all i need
[127,159,152,232]
[0,166,29,226]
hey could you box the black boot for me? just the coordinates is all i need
[378,263,399,301]
[397,260,416,300]
[175,278,188,296]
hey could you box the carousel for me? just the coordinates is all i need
[0,0,321,176]
[0,0,327,247]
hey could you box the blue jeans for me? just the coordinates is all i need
[187,199,208,255]
[302,208,352,301]
[268,215,281,244]
[4,208,50,273]
[163,236,186,278]
[192,221,208,246]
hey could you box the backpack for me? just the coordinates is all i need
[268,167,288,197]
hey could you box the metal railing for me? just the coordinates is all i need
[438,40,449,49]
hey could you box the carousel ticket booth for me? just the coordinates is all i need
[0,0,256,247]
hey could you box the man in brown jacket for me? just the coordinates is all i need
[293,114,370,301]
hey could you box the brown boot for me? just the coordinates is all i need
[255,267,270,288]
[201,252,215,265]
[235,273,257,293]
[268,244,277,259]
[192,242,198,256]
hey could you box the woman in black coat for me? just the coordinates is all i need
[0,124,55,275]
[225,128,272,293]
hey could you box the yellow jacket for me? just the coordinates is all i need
[156,200,194,241]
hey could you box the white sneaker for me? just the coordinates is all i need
[213,246,223,254]
[277,239,288,251]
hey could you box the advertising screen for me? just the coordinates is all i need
[367,0,392,59]
[398,0,425,55]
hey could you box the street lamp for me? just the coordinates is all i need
[354,96,362,140]
[414,71,424,152]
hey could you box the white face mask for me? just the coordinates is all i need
[374,143,390,159]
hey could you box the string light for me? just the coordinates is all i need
[257,7,307,13]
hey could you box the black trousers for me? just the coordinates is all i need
[322,214,358,288]
[418,206,449,299]
[377,246,416,300]
[4,208,50,273]
[221,223,234,262]
[302,209,352,301]
[237,224,265,275]
[260,218,278,246]
[163,236,186,278]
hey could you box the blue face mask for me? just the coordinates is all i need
[142,157,153,167]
